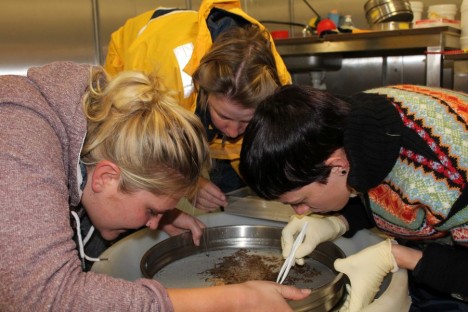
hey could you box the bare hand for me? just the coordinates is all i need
[168,280,311,311]
[194,177,228,211]
[159,208,205,245]
[237,281,311,311]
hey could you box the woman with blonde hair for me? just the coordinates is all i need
[0,62,310,311]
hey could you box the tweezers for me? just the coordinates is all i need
[276,221,309,284]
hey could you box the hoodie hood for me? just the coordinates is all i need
[26,61,91,207]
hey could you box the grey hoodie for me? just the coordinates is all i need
[0,62,173,311]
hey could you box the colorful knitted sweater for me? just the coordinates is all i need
[340,85,468,298]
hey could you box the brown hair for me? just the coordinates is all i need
[193,25,281,111]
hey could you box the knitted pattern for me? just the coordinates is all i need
[364,85,468,245]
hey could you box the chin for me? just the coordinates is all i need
[100,231,121,241]
[333,196,350,210]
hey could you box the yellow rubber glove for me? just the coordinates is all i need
[281,215,347,265]
[334,239,399,312]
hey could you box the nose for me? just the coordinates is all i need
[224,121,245,138]
[291,203,311,215]
[146,214,163,230]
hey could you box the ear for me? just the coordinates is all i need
[90,160,121,193]
[325,148,350,174]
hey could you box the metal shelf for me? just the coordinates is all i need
[274,27,461,87]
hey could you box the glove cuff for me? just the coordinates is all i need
[328,216,347,238]
[388,239,399,273]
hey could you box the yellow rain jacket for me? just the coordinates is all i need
[104,0,290,175]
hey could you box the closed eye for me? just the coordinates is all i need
[147,208,160,217]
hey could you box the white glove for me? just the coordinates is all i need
[282,214,347,265]
[334,239,399,312]
[361,268,411,312]
[338,284,352,312]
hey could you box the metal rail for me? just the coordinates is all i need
[274,27,461,87]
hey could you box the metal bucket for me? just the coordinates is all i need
[141,225,347,312]
[371,21,412,31]
[364,0,413,24]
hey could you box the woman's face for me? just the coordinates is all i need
[278,169,351,215]
[82,173,180,240]
[208,94,255,139]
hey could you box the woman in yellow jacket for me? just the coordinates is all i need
[105,0,290,211]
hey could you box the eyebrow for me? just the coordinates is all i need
[218,111,233,120]
[209,104,231,120]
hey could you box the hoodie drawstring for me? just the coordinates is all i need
[71,211,104,269]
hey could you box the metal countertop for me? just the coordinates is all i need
[274,26,462,87]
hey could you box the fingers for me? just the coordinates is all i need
[281,219,303,258]
[189,218,206,246]
[282,219,315,261]
[281,233,294,259]
[195,217,206,229]
[159,224,182,237]
[277,284,311,301]
[337,284,351,312]
[179,215,205,246]
[333,240,397,312]
[243,281,311,311]
[162,211,206,246]
[195,179,227,211]
[294,242,315,260]
[196,197,224,211]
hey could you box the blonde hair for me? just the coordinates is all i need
[81,68,210,198]
[193,25,281,111]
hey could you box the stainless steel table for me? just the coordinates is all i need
[274,26,461,87]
